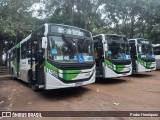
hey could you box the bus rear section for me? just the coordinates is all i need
[93,34,132,78]
[153,44,160,70]
[7,23,95,90]
[129,38,156,73]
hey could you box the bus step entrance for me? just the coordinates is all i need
[38,68,45,85]
[96,67,103,77]
[132,60,136,72]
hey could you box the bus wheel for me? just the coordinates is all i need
[31,84,39,92]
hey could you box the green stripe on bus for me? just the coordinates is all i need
[45,61,81,80]
[116,65,125,72]
[104,59,125,72]
[15,43,20,48]
[62,70,80,80]
[104,59,114,69]
[137,58,145,65]
[45,61,58,72]
[63,73,80,80]
[137,58,153,69]
[146,62,153,68]
[63,70,80,74]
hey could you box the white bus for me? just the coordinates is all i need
[7,23,95,90]
[93,34,132,78]
[153,44,160,70]
[129,38,156,73]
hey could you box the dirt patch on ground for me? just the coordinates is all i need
[0,71,160,120]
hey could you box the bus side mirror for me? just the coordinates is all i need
[42,37,47,49]
[104,43,108,52]
[138,45,142,52]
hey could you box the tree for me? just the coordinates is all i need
[0,0,160,65]
[0,0,36,65]
[45,0,105,32]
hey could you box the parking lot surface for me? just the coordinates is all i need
[0,71,160,120]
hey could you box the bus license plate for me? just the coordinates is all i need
[75,82,83,87]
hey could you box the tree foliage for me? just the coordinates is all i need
[0,0,160,64]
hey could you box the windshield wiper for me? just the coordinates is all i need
[81,38,87,49]
[62,34,74,57]
[78,37,88,52]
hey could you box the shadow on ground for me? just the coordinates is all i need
[39,87,90,100]
[0,76,91,102]
[129,73,154,78]
[95,77,128,85]
[13,77,90,100]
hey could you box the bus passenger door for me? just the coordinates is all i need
[31,37,45,90]
[37,38,45,87]
[129,43,137,72]
[94,39,104,77]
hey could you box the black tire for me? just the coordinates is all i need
[28,71,39,92]
[31,84,39,92]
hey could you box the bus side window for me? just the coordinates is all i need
[158,48,160,55]
[21,42,27,59]
[154,47,160,55]
[31,40,36,58]
[26,39,31,58]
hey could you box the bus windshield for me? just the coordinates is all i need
[105,35,130,60]
[153,46,160,55]
[137,39,154,58]
[47,35,94,63]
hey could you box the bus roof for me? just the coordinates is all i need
[47,23,91,33]
[93,34,126,38]
[129,38,149,41]
[152,44,160,47]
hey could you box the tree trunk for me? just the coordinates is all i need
[65,0,73,25]
[0,38,3,66]
[130,15,135,38]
